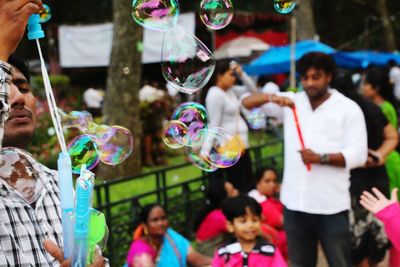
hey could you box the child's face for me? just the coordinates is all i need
[228,207,261,243]
[256,170,277,197]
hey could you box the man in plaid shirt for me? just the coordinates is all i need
[0,0,106,266]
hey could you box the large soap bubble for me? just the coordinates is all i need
[67,134,100,174]
[161,25,215,94]
[95,125,134,166]
[171,102,208,146]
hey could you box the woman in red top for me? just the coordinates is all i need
[248,167,287,259]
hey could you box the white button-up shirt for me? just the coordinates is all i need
[265,89,368,214]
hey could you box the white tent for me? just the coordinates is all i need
[215,36,270,60]
[59,13,195,67]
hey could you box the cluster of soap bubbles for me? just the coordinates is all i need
[131,0,236,95]
[131,1,243,171]
[273,0,296,14]
[61,111,134,174]
[162,102,242,172]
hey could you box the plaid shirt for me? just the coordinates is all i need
[0,147,63,266]
[0,61,63,266]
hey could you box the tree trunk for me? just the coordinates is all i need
[98,0,143,179]
[377,0,397,51]
[294,0,317,40]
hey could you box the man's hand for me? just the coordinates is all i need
[365,149,384,168]
[360,187,398,214]
[0,0,43,61]
[270,95,294,108]
[299,149,321,164]
[44,239,107,267]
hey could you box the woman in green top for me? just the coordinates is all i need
[362,67,400,200]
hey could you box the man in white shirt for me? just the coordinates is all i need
[242,52,368,267]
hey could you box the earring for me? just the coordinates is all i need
[143,225,148,235]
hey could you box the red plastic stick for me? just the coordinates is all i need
[292,106,311,171]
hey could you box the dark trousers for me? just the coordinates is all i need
[284,208,352,267]
[208,150,253,194]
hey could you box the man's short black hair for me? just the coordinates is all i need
[222,195,262,222]
[387,59,397,68]
[8,54,30,82]
[297,52,336,77]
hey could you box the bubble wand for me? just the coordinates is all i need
[72,165,94,267]
[291,105,311,171]
[27,14,75,259]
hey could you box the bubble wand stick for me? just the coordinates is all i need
[292,105,311,171]
[27,14,75,259]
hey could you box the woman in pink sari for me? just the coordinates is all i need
[126,204,211,267]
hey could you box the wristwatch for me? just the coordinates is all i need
[320,153,330,164]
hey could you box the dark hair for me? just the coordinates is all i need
[222,195,262,222]
[364,67,397,108]
[255,167,278,184]
[257,75,275,87]
[200,59,234,104]
[8,54,30,82]
[297,52,336,77]
[331,71,359,100]
[140,204,164,223]
[193,184,227,232]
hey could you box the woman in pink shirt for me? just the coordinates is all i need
[360,187,400,267]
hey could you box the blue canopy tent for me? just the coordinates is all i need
[333,50,400,69]
[244,40,336,76]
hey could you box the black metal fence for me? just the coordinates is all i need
[93,137,283,266]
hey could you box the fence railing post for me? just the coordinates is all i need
[103,183,115,265]
[161,170,168,210]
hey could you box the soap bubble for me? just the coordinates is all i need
[273,0,296,14]
[161,25,216,94]
[61,111,93,132]
[39,4,52,23]
[186,144,219,172]
[189,127,241,169]
[171,102,208,146]
[162,120,188,149]
[132,0,180,31]
[243,108,266,130]
[199,0,234,30]
[67,135,100,174]
[95,126,134,165]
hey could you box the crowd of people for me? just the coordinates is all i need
[126,52,400,267]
